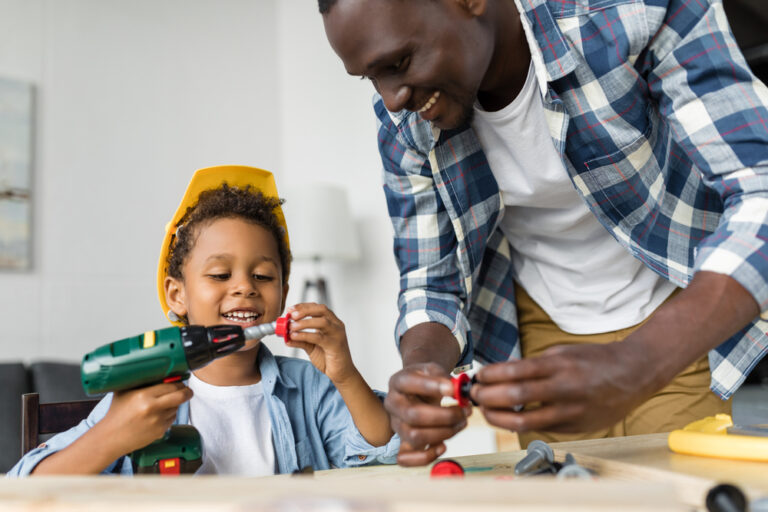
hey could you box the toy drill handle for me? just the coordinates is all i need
[81,324,245,395]
[132,425,203,475]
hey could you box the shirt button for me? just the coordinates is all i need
[357,455,367,461]
[37,443,47,449]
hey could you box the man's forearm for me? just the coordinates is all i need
[622,270,759,395]
[400,322,461,371]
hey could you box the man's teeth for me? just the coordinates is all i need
[223,311,260,322]
[418,91,441,113]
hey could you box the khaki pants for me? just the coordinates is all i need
[514,285,731,448]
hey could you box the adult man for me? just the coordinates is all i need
[320,0,768,466]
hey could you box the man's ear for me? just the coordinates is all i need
[280,282,290,313]
[164,276,188,319]
[456,0,487,17]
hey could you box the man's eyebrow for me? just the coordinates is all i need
[355,49,406,75]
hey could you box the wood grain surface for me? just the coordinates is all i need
[2,433,765,511]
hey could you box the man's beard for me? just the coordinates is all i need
[434,91,476,131]
[455,102,475,129]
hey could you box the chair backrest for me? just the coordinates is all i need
[21,392,100,457]
[1,364,32,472]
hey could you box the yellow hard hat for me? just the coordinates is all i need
[157,165,289,325]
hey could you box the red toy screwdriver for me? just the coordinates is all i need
[243,313,292,342]
[451,373,474,406]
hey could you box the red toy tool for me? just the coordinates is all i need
[430,459,464,478]
[451,373,473,406]
[243,313,292,343]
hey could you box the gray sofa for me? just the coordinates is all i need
[0,361,89,473]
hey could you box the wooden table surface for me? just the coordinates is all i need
[1,433,765,511]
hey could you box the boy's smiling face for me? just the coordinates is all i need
[165,216,288,352]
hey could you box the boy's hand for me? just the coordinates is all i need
[288,303,395,447]
[286,303,356,385]
[96,382,193,458]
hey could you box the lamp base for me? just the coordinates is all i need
[301,277,330,307]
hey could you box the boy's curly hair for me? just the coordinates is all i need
[166,183,291,284]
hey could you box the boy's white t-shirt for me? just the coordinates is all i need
[471,63,677,334]
[187,373,276,476]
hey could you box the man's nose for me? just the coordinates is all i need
[379,81,411,113]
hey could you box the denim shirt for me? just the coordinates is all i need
[377,0,768,398]
[8,345,399,477]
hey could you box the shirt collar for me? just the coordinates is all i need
[256,343,299,393]
[513,0,578,92]
[175,344,296,425]
[385,108,410,127]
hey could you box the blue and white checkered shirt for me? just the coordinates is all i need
[375,0,768,399]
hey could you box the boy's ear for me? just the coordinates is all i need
[164,276,188,319]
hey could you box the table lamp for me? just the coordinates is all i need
[282,183,361,307]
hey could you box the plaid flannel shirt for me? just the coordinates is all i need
[375,0,768,399]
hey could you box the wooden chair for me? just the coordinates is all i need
[21,392,100,457]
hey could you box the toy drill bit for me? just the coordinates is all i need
[243,313,291,342]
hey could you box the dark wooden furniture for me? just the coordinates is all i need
[21,392,100,457]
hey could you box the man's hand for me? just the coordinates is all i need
[472,341,650,433]
[385,362,470,466]
[472,271,759,433]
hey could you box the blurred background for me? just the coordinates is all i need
[0,0,402,387]
[1,0,767,472]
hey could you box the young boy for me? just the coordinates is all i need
[9,165,399,476]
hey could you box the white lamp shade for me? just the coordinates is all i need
[282,183,361,262]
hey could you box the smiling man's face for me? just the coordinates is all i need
[323,0,495,130]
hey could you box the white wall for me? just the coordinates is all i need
[0,0,281,357]
[275,1,402,390]
[0,0,401,390]
[0,0,45,359]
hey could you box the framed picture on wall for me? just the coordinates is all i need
[0,76,33,270]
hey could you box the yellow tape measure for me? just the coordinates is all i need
[668,414,768,461]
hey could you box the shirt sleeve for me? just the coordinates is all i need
[5,393,133,477]
[646,0,768,315]
[376,100,473,366]
[312,369,399,468]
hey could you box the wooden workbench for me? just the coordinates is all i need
[308,433,767,508]
[0,433,764,511]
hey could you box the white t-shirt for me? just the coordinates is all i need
[471,63,677,334]
[188,373,276,476]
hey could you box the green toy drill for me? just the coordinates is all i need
[81,315,291,474]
